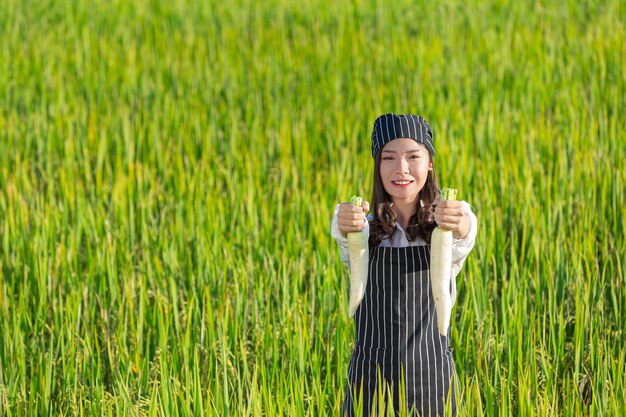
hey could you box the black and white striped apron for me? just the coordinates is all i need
[343,245,457,417]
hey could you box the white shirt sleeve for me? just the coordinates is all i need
[449,200,477,305]
[331,204,370,269]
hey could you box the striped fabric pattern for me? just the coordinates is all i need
[371,113,435,159]
[343,245,457,417]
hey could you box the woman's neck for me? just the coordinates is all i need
[392,199,418,230]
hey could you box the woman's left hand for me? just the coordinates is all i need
[434,200,471,239]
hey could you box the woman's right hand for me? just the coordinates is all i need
[337,200,370,236]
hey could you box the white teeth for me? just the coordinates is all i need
[393,180,411,185]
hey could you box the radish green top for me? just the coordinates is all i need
[350,195,362,206]
[439,188,457,202]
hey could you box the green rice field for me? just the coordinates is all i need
[0,0,624,415]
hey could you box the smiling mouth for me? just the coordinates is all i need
[392,180,413,185]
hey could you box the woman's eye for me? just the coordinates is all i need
[383,156,394,161]
[409,154,420,159]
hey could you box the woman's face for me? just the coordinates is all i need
[379,139,433,204]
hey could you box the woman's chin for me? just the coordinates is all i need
[388,191,420,204]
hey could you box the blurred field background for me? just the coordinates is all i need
[0,0,624,415]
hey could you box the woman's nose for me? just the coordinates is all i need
[397,158,410,173]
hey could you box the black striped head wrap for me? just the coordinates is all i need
[371,113,435,159]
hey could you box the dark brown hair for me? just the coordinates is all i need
[368,152,439,246]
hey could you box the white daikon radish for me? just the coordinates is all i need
[430,188,457,336]
[347,195,369,317]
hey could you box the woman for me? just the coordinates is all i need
[331,113,478,416]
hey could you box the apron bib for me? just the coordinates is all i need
[343,245,457,417]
